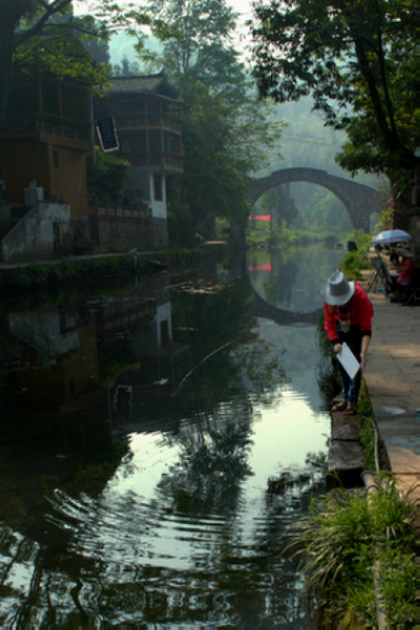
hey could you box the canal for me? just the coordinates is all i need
[0,245,345,628]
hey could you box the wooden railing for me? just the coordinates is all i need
[35,113,91,141]
[135,152,183,169]
[117,115,182,133]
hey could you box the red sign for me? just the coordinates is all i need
[249,214,271,221]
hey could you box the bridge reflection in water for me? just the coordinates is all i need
[248,243,344,316]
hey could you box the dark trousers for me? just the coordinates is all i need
[389,274,410,293]
[337,324,362,405]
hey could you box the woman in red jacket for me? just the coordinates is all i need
[323,271,374,415]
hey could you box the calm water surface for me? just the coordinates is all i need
[0,246,344,628]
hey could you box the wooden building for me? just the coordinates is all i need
[0,73,92,222]
[94,72,184,248]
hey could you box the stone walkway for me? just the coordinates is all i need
[360,273,420,532]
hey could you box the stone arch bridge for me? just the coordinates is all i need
[251,167,382,232]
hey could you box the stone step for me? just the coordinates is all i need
[326,439,365,488]
[331,414,362,441]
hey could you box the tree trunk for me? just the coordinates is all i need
[0,4,20,135]
[0,54,14,135]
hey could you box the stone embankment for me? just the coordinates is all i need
[0,244,227,292]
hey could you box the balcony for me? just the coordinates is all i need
[117,115,182,134]
[3,112,91,142]
[34,113,92,150]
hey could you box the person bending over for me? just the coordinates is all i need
[323,271,374,415]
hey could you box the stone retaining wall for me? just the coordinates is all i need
[89,207,169,251]
[1,202,71,263]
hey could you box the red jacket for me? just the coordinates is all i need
[324,283,373,344]
[397,258,413,284]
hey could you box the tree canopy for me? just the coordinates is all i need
[135,0,284,244]
[250,0,419,199]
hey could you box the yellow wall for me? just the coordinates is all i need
[47,144,89,221]
[0,139,50,204]
[0,137,89,220]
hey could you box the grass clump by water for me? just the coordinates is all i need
[357,381,391,471]
[246,222,343,249]
[339,229,373,280]
[289,474,418,628]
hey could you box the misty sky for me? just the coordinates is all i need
[74,0,254,65]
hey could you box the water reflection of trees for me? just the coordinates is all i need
[249,246,344,313]
[264,258,299,308]
[172,277,286,409]
[158,276,287,515]
[157,401,254,515]
[0,271,327,627]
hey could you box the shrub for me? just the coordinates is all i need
[289,475,417,627]
[340,251,372,280]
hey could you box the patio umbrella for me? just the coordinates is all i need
[371,229,412,245]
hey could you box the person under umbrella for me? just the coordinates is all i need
[323,271,374,415]
[388,247,414,299]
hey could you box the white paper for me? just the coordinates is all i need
[336,342,360,380]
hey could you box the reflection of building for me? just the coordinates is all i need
[133,299,191,387]
[91,283,191,430]
[3,307,110,449]
[0,73,92,262]
[9,310,80,367]
[109,295,191,433]
[93,73,184,249]
[0,279,191,444]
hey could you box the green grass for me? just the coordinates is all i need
[246,223,344,249]
[339,229,374,280]
[0,247,220,294]
[340,251,373,280]
[288,475,418,627]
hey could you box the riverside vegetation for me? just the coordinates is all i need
[288,474,417,628]
[0,247,224,293]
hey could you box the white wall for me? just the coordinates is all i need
[125,168,168,220]
[1,202,71,263]
[126,167,150,203]
[149,172,167,220]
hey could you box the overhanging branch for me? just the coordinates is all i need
[15,0,73,49]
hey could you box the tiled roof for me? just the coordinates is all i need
[104,73,179,100]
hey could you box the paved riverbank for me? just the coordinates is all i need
[359,272,420,534]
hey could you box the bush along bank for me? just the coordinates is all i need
[288,473,417,628]
[339,229,373,280]
[0,246,225,293]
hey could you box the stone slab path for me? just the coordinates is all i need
[361,278,420,534]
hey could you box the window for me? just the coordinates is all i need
[153,173,163,201]
[53,150,59,167]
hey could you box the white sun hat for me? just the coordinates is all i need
[323,270,355,306]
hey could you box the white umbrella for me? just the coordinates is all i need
[372,229,412,245]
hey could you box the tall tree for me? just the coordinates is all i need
[0,0,144,132]
[135,0,284,244]
[250,0,419,208]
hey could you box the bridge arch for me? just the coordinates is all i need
[251,168,382,232]
[251,289,322,325]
